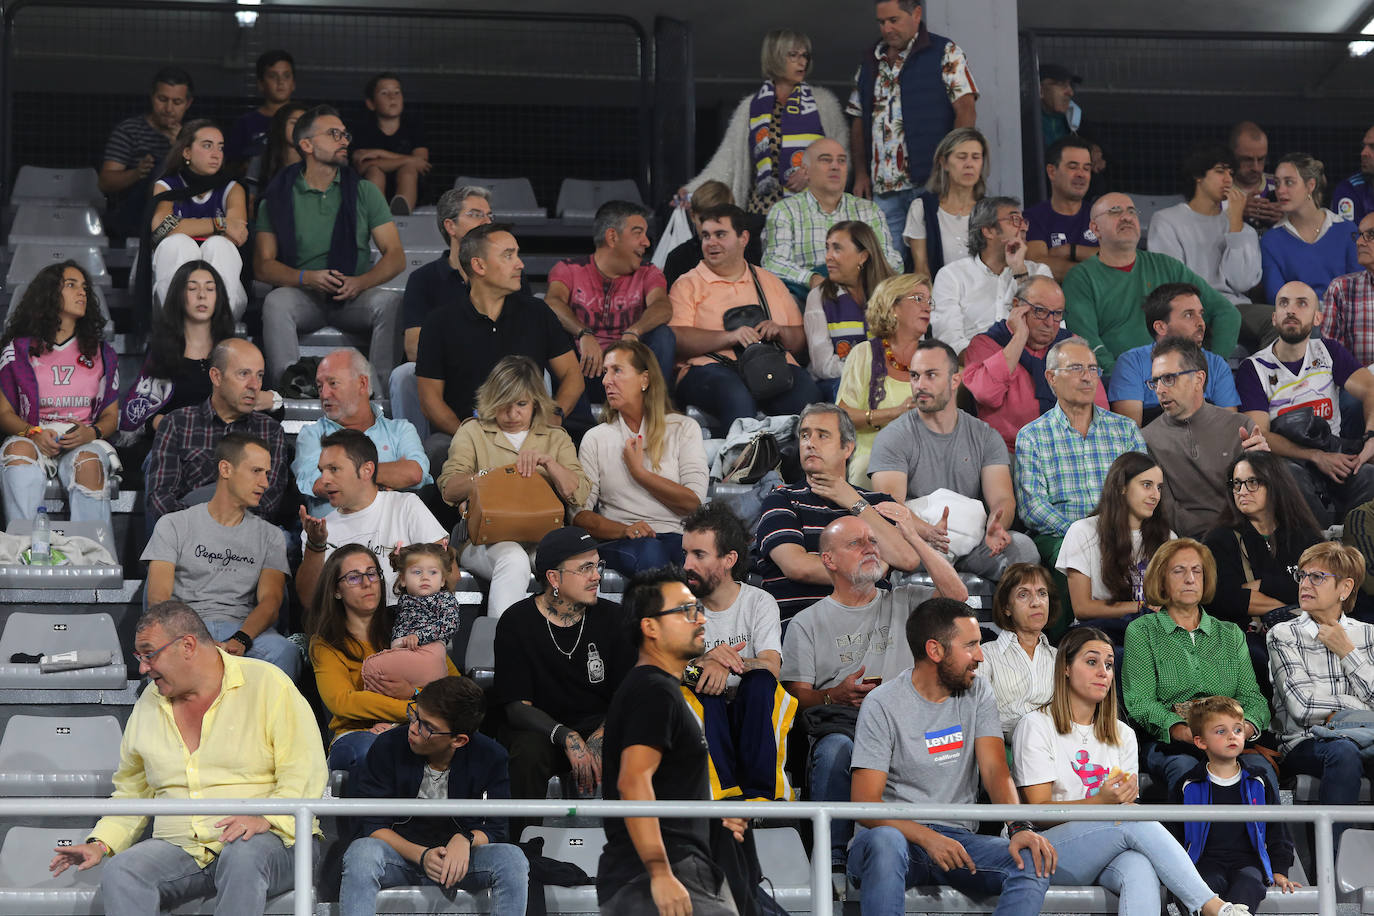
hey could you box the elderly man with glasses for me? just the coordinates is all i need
[1142,335,1269,539]
[1063,191,1241,378]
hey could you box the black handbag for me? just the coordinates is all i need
[708,265,794,402]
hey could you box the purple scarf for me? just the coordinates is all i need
[748,81,825,199]
[0,337,120,426]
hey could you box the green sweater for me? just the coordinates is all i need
[1062,250,1242,376]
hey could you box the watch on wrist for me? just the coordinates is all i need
[849,498,869,517]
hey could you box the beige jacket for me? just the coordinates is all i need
[437,418,591,520]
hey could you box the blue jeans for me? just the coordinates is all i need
[1144,739,1279,799]
[100,833,301,916]
[1,437,114,527]
[1043,819,1218,916]
[1284,735,1371,852]
[328,730,380,791]
[847,823,1050,916]
[809,733,854,865]
[873,188,919,270]
[388,362,429,441]
[340,836,528,916]
[598,532,682,576]
[676,363,822,431]
[205,619,300,680]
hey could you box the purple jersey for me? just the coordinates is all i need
[1332,173,1374,227]
[1025,198,1097,249]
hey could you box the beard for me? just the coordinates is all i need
[1277,322,1313,345]
[687,568,722,598]
[935,656,973,697]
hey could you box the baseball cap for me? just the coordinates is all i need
[1039,63,1083,85]
[535,526,598,577]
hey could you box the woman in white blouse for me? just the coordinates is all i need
[977,563,1058,742]
[575,340,709,575]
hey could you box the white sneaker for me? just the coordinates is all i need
[1218,905,1252,916]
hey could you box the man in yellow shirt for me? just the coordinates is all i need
[48,600,326,915]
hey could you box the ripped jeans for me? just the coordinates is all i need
[1,435,115,527]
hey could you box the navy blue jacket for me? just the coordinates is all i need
[353,724,511,848]
[855,24,957,188]
[1171,758,1293,881]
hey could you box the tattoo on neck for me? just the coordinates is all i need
[542,593,586,625]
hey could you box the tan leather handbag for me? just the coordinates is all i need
[466,464,565,545]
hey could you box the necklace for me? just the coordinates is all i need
[546,612,586,660]
[883,337,911,372]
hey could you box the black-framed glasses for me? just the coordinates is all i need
[316,127,351,143]
[1015,297,1064,322]
[1145,369,1202,391]
[133,636,182,666]
[1051,363,1103,377]
[337,569,381,588]
[559,560,605,579]
[647,600,707,623]
[406,701,457,739]
[1290,567,1338,587]
[1353,229,1374,243]
[1230,477,1264,494]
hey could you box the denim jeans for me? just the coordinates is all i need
[388,362,429,441]
[873,188,919,270]
[205,619,300,680]
[676,363,822,430]
[339,836,528,916]
[597,532,683,576]
[100,833,302,916]
[847,823,1050,916]
[328,730,379,791]
[1143,739,1279,800]
[1,436,114,527]
[809,732,854,865]
[1283,735,1371,852]
[1043,819,1218,916]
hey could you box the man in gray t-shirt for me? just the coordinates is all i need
[868,341,1040,581]
[847,597,1054,914]
[142,433,297,677]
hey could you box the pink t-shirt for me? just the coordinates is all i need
[548,256,667,347]
[31,337,104,424]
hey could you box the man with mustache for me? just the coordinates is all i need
[1238,279,1374,526]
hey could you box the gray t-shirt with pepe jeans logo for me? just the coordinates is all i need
[141,503,289,626]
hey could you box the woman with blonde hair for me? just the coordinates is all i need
[1261,151,1357,300]
[438,355,589,617]
[803,220,895,397]
[903,126,989,278]
[835,273,931,485]
[574,339,708,574]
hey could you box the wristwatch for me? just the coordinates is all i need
[849,498,869,517]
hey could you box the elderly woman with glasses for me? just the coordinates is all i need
[306,544,459,786]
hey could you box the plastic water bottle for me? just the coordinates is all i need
[30,506,50,565]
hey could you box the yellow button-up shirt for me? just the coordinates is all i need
[91,651,326,867]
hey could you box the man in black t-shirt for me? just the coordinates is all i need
[598,566,744,915]
[492,527,634,837]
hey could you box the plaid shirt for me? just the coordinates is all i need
[1319,269,1374,367]
[761,190,903,286]
[1013,404,1146,538]
[1267,613,1374,752]
[1122,609,1271,742]
[145,399,288,519]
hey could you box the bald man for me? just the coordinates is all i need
[761,138,902,296]
[1062,192,1242,376]
[1238,280,1374,525]
[145,339,288,524]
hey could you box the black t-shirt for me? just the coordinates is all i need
[351,112,428,156]
[402,256,538,333]
[492,596,634,732]
[415,290,574,421]
[597,664,712,900]
[1198,778,1258,869]
[164,356,213,417]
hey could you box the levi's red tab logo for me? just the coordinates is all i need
[925,725,964,753]
[1277,399,1333,420]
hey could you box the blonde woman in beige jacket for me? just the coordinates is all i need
[438,356,590,617]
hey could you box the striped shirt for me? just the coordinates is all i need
[1122,609,1270,742]
[761,190,903,286]
[752,482,895,621]
[102,114,171,168]
[1267,612,1374,752]
[1013,404,1147,539]
[976,629,1056,740]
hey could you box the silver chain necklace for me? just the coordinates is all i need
[544,602,586,659]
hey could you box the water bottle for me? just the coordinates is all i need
[30,506,51,565]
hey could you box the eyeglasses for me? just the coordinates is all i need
[460,209,494,223]
[337,569,381,588]
[1230,477,1264,493]
[133,636,182,666]
[1290,567,1338,587]
[785,49,812,61]
[313,127,351,143]
[1099,206,1139,219]
[559,560,605,579]
[998,213,1028,228]
[1354,229,1374,243]
[647,600,707,623]
[1051,363,1103,377]
[406,701,457,739]
[1015,297,1064,321]
[1144,369,1202,391]
[900,292,931,306]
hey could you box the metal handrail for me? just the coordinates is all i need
[0,796,1355,916]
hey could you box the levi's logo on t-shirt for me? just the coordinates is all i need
[924,725,965,758]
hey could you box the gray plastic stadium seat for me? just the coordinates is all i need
[6,244,111,289]
[1255,858,1320,913]
[754,827,813,913]
[12,166,103,208]
[379,250,438,293]
[0,611,127,688]
[455,176,546,221]
[391,214,445,252]
[1,520,124,589]
[1339,829,1374,912]
[465,615,497,690]
[555,179,643,221]
[1134,193,1182,241]
[520,825,604,914]
[1293,773,1371,802]
[8,205,105,249]
[0,713,120,795]
[843,879,1121,913]
[0,824,104,914]
[371,885,491,913]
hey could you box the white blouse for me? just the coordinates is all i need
[976,629,1057,740]
[578,412,709,534]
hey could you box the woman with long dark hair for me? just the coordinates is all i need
[1056,451,1174,641]
[255,100,308,200]
[0,261,120,527]
[803,220,894,398]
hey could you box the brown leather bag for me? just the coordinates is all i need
[466,464,565,545]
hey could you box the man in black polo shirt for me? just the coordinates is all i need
[415,223,582,464]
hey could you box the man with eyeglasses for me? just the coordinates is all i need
[1109,282,1242,427]
[1025,136,1099,283]
[781,515,965,871]
[493,527,633,836]
[965,275,1107,452]
[1141,336,1269,539]
[1063,192,1241,377]
[1319,212,1374,367]
[1237,280,1374,527]
[255,103,405,388]
[931,195,1050,355]
[1014,335,1146,563]
[49,600,325,916]
[341,675,529,916]
[599,566,749,915]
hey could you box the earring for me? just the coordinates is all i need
[552,586,559,599]
[641,386,647,392]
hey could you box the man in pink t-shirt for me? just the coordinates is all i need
[544,200,676,411]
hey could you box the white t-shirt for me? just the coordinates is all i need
[309,490,448,596]
[703,583,783,688]
[1012,708,1138,802]
[503,430,530,451]
[1056,518,1175,605]
[418,764,450,800]
[902,197,970,267]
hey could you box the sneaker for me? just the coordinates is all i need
[1218,904,1252,916]
[389,194,411,216]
